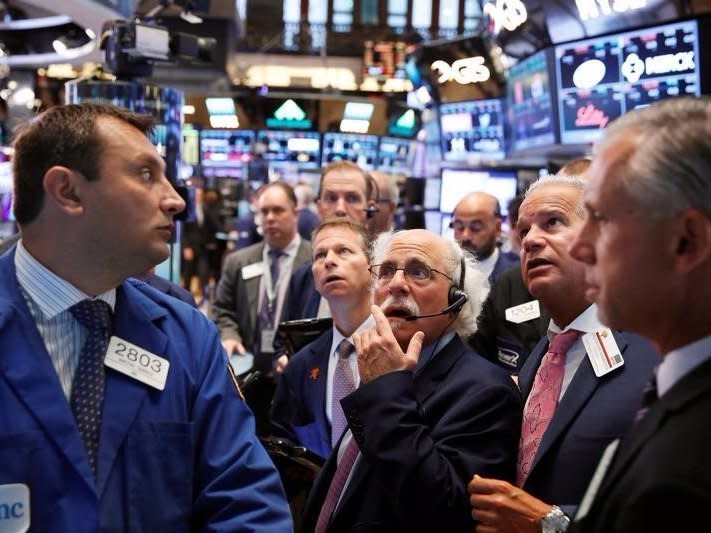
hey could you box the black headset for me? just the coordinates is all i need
[447,256,469,314]
[364,173,381,219]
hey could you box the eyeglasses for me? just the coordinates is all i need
[369,261,452,285]
[449,219,486,233]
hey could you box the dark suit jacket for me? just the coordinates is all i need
[302,335,522,533]
[469,265,549,372]
[270,329,333,459]
[490,249,520,283]
[571,357,711,533]
[212,239,312,352]
[519,330,660,515]
[282,261,322,323]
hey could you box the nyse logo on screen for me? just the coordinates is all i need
[483,0,528,34]
[431,57,491,85]
[621,52,695,83]
[576,0,647,20]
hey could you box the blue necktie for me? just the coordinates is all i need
[70,299,112,476]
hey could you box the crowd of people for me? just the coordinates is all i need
[1,96,710,531]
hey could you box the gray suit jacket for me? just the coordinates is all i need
[212,239,311,352]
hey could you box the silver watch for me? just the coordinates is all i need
[540,505,570,533]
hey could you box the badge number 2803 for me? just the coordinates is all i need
[104,336,170,390]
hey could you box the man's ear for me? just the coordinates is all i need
[673,209,711,274]
[43,166,83,215]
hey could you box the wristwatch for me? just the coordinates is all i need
[540,505,570,533]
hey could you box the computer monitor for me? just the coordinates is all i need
[321,132,379,170]
[439,99,505,161]
[439,168,518,216]
[199,129,255,178]
[556,19,701,145]
[506,49,558,152]
[256,130,321,169]
[378,136,413,174]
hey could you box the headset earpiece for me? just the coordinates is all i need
[447,256,468,314]
[364,173,381,219]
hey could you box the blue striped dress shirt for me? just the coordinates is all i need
[14,240,116,400]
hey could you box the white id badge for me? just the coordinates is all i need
[242,262,264,280]
[0,483,30,533]
[261,329,276,353]
[104,336,170,391]
[505,300,541,324]
[582,329,624,377]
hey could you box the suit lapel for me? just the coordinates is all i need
[96,282,168,497]
[0,253,96,492]
[414,336,463,405]
[528,331,629,473]
[519,338,547,399]
[334,337,464,518]
[596,357,711,496]
[311,332,332,435]
[245,244,264,331]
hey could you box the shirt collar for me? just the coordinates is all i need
[331,314,376,358]
[266,234,301,257]
[476,247,499,278]
[15,239,116,319]
[548,303,600,339]
[657,334,711,397]
[417,331,456,373]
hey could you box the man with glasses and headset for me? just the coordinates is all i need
[452,191,519,283]
[302,229,521,533]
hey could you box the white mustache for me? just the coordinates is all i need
[379,295,420,328]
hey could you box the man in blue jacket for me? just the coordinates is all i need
[0,103,292,531]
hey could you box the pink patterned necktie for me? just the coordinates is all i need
[315,436,360,533]
[517,329,582,486]
[331,339,356,447]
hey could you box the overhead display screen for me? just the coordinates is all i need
[439,98,505,161]
[555,19,700,144]
[321,133,379,170]
[256,130,321,169]
[377,136,413,174]
[507,50,557,152]
[439,168,518,215]
[199,129,255,178]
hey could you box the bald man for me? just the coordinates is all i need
[452,191,519,283]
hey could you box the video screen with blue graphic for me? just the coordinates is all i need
[321,133,379,170]
[199,129,255,178]
[507,50,557,151]
[439,99,505,161]
[256,130,321,169]
[377,136,413,174]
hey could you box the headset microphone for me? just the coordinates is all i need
[404,292,468,321]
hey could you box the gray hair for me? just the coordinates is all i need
[525,174,586,219]
[595,96,711,220]
[371,230,489,339]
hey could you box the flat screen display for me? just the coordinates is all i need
[439,168,518,215]
[255,130,321,169]
[439,99,505,161]
[321,133,379,170]
[378,136,413,173]
[423,178,442,210]
[556,19,701,144]
[507,50,557,151]
[199,129,255,178]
